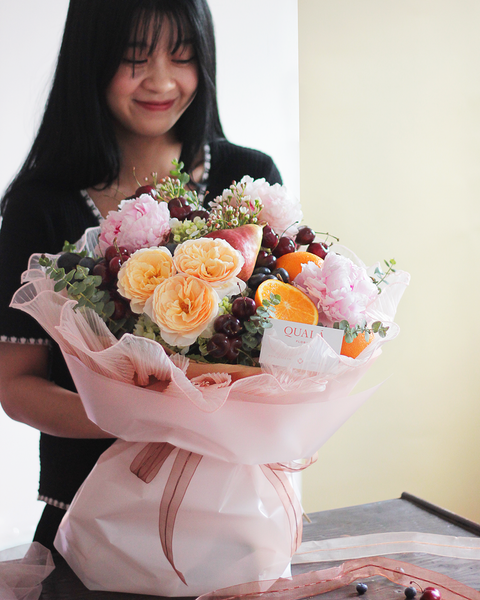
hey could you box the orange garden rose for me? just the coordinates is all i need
[117,247,176,313]
[173,238,244,296]
[144,273,220,347]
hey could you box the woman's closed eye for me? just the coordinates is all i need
[171,44,196,65]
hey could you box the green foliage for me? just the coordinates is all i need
[150,159,200,209]
[371,258,397,293]
[39,254,131,336]
[61,240,88,257]
[170,216,209,242]
[240,293,280,363]
[333,318,389,343]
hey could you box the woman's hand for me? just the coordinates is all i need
[0,342,114,439]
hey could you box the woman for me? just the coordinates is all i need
[0,0,281,551]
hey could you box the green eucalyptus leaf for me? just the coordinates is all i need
[103,301,115,318]
[76,296,88,308]
[244,320,257,333]
[54,280,67,292]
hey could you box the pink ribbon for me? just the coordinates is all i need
[195,556,480,600]
[130,442,308,585]
[130,442,202,584]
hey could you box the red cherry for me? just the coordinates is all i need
[108,255,127,275]
[273,236,296,257]
[168,197,192,220]
[255,251,277,270]
[92,261,110,286]
[421,588,441,600]
[231,297,257,319]
[186,209,210,221]
[307,242,328,260]
[105,245,118,262]
[206,333,230,358]
[135,185,157,198]
[224,337,243,362]
[214,314,242,337]
[112,299,127,320]
[295,226,315,245]
[262,225,279,250]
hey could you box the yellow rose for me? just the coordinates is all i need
[144,273,219,347]
[117,247,176,313]
[173,238,244,285]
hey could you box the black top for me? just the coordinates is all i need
[0,139,282,509]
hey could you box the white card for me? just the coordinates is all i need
[259,319,344,373]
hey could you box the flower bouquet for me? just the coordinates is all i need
[11,162,409,596]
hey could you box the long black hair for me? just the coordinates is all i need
[2,0,224,213]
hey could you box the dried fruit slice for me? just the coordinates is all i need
[254,279,319,325]
[340,332,374,358]
[275,251,324,281]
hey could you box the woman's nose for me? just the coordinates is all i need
[143,56,175,93]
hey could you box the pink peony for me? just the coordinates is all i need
[98,194,171,254]
[294,253,378,327]
[239,176,303,237]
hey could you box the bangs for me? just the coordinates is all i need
[129,4,194,56]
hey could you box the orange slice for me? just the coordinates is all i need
[275,251,324,281]
[254,279,319,325]
[340,332,374,358]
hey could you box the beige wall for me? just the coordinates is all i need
[299,0,480,521]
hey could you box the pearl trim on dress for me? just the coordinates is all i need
[38,495,70,510]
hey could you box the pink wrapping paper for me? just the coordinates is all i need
[9,241,409,596]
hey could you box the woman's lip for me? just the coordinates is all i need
[135,99,175,111]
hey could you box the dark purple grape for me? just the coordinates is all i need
[57,252,81,272]
[262,225,279,250]
[78,256,96,272]
[231,297,256,319]
[295,226,315,245]
[214,314,242,337]
[272,268,290,283]
[253,266,271,275]
[248,272,277,289]
[206,333,230,358]
[255,251,277,270]
[273,236,296,258]
[168,197,192,220]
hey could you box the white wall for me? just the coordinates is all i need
[0,1,299,550]
[299,0,480,521]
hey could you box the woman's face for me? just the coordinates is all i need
[106,21,198,142]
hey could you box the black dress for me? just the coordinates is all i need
[0,139,282,550]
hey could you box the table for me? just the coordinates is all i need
[39,492,480,599]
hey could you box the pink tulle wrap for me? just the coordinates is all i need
[10,227,410,596]
[0,544,54,600]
